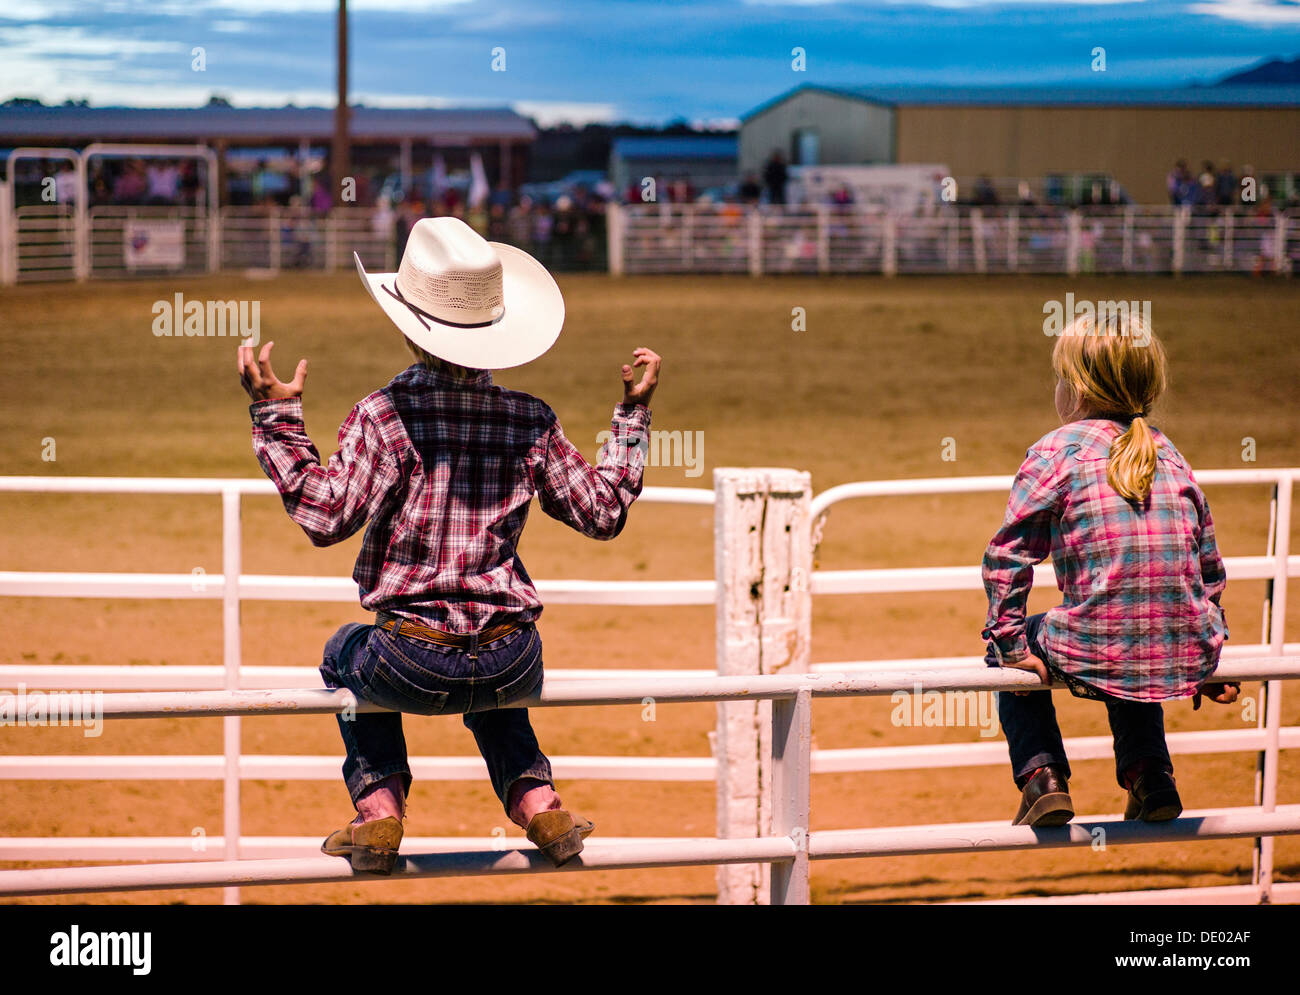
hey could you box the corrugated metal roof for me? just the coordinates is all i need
[743,83,1300,119]
[0,104,536,142]
[611,136,738,160]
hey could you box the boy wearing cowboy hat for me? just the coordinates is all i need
[237,216,660,872]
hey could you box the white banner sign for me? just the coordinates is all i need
[124,220,186,269]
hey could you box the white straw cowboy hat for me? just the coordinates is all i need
[353,216,564,370]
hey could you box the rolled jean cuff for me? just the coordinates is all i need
[345,763,413,808]
[500,763,555,815]
[1014,751,1070,789]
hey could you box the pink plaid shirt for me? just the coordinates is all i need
[250,364,650,634]
[981,419,1228,701]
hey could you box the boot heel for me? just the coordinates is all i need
[1022,792,1075,827]
[351,847,399,874]
[1140,790,1182,822]
[541,827,585,867]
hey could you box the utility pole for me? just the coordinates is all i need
[333,0,350,204]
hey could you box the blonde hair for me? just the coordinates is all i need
[403,338,480,380]
[1052,307,1168,502]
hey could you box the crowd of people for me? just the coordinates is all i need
[1166,159,1268,208]
[395,187,609,271]
[87,158,204,207]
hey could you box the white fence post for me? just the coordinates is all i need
[269,208,281,274]
[208,206,221,274]
[747,208,762,276]
[770,687,812,905]
[1259,479,1292,900]
[0,179,12,286]
[971,208,987,274]
[1065,210,1081,276]
[816,205,829,274]
[1122,207,1135,272]
[712,467,812,904]
[607,203,624,276]
[1172,206,1187,275]
[1273,212,1288,275]
[1007,209,1018,273]
[221,488,242,906]
[883,214,897,277]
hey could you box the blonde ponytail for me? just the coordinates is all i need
[1107,414,1158,501]
[1052,307,1168,504]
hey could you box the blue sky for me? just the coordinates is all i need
[2,1,1298,125]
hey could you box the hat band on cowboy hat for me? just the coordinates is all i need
[354,216,564,371]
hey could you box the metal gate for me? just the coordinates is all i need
[3,147,82,282]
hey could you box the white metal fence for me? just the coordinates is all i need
[0,143,395,283]
[608,203,1298,277]
[0,204,395,284]
[0,467,1296,904]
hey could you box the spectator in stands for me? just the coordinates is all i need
[251,160,274,205]
[532,203,554,260]
[739,173,762,205]
[89,166,111,206]
[1166,160,1192,206]
[974,175,999,207]
[53,163,78,206]
[1216,163,1238,207]
[146,159,181,205]
[310,175,333,213]
[764,150,788,205]
[113,159,147,204]
[180,159,200,207]
[1195,161,1218,207]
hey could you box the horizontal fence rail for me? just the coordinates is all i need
[1,664,1299,899]
[1,468,1296,904]
[608,203,1298,277]
[6,658,1297,717]
[5,810,1300,899]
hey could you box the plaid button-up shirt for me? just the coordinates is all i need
[250,364,650,634]
[981,419,1228,701]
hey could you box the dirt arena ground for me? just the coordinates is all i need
[1,271,1297,904]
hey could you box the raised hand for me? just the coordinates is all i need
[238,340,308,402]
[621,347,661,408]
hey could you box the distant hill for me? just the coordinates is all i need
[1217,56,1300,86]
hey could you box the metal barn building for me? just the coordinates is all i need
[609,136,739,198]
[0,103,537,201]
[740,84,1300,204]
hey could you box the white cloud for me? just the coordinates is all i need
[511,100,617,126]
[741,0,1140,6]
[196,0,472,11]
[1188,0,1300,24]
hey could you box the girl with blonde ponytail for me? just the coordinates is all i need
[980,306,1237,830]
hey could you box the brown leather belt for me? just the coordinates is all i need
[376,612,520,650]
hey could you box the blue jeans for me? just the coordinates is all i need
[996,613,1172,790]
[319,620,553,814]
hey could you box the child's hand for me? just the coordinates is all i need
[1001,654,1049,696]
[622,348,661,408]
[1193,681,1240,710]
[238,341,308,402]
